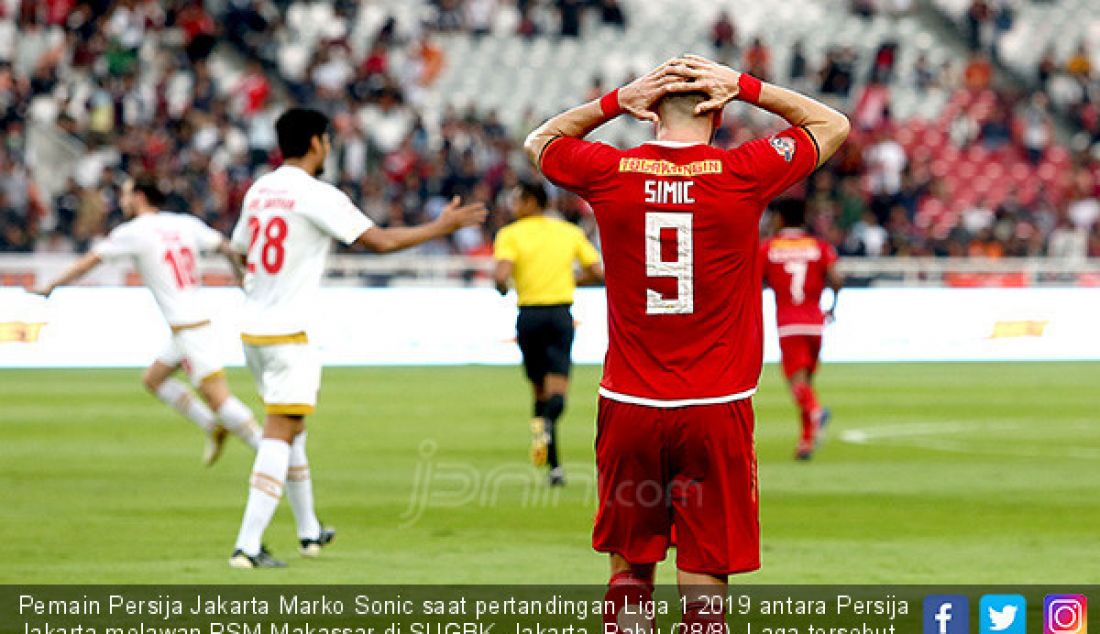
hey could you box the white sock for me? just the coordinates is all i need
[287,432,321,541]
[234,439,290,556]
[154,378,215,432]
[216,396,262,451]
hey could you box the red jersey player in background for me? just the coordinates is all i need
[526,54,848,629]
[761,198,844,461]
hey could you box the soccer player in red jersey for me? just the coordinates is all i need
[524,55,848,627]
[760,198,844,461]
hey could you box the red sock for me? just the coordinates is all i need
[799,409,815,442]
[791,381,820,417]
[791,381,820,442]
[603,571,654,631]
[682,600,728,634]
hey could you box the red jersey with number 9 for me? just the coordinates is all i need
[760,228,837,335]
[540,128,818,405]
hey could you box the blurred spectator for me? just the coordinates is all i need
[712,11,738,63]
[558,0,581,38]
[1020,93,1052,164]
[517,6,539,38]
[414,32,447,88]
[870,40,898,84]
[851,0,876,20]
[864,130,907,200]
[913,53,938,91]
[968,227,1004,257]
[853,80,891,131]
[848,212,889,256]
[1067,193,1099,230]
[965,0,991,52]
[744,37,771,82]
[1047,218,1088,260]
[465,0,496,36]
[600,0,626,29]
[979,102,1012,150]
[238,61,272,117]
[1036,47,1057,90]
[789,40,808,89]
[990,0,1014,60]
[964,53,993,90]
[436,0,464,31]
[820,47,856,99]
[1066,43,1092,85]
[962,198,995,236]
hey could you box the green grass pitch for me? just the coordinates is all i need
[1,362,1098,584]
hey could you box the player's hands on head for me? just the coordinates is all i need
[440,196,488,230]
[617,58,690,124]
[664,54,743,115]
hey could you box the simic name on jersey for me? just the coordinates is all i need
[644,180,695,206]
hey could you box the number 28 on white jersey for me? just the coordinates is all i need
[230,165,373,337]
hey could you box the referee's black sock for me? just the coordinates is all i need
[544,394,565,469]
[533,400,548,418]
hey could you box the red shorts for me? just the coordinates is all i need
[592,396,760,576]
[779,334,822,379]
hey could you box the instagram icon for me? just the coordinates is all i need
[1045,595,1088,634]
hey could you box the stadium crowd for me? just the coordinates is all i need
[1,0,1099,260]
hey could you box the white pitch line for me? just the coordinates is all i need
[839,421,1100,460]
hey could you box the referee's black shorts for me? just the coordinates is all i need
[516,304,575,384]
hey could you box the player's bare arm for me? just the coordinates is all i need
[825,264,844,321]
[32,252,103,296]
[666,54,850,166]
[216,241,247,285]
[357,196,487,254]
[524,59,684,168]
[576,262,604,286]
[493,259,513,296]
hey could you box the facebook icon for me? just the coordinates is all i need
[925,596,970,634]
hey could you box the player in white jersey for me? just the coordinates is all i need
[225,108,487,568]
[35,176,262,464]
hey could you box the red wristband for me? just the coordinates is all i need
[599,89,623,118]
[737,73,762,104]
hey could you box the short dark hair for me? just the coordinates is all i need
[774,198,807,228]
[516,179,548,209]
[276,108,330,158]
[655,91,710,120]
[131,175,166,207]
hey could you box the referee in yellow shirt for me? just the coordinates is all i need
[494,179,602,486]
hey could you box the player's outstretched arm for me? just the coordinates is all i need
[825,264,844,321]
[576,262,604,286]
[667,55,850,166]
[357,197,487,254]
[492,259,513,296]
[524,59,683,169]
[215,241,247,285]
[31,252,102,296]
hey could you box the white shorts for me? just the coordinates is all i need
[242,333,321,416]
[157,323,224,387]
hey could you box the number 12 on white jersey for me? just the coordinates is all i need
[645,212,694,315]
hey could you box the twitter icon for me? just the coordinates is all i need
[982,595,1028,634]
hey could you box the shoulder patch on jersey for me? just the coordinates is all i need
[769,136,796,163]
